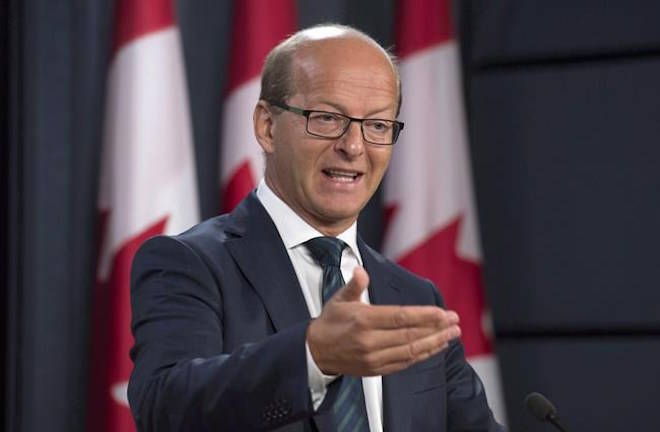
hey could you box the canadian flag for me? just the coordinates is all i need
[88,0,199,430]
[383,0,506,423]
[219,0,296,212]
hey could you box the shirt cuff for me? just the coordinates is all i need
[306,340,338,410]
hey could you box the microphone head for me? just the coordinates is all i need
[525,392,557,421]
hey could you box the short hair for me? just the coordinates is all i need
[259,24,402,115]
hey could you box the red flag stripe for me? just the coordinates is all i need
[222,161,256,213]
[225,0,297,94]
[394,0,453,58]
[87,216,168,432]
[113,0,175,55]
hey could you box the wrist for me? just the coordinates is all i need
[306,319,336,375]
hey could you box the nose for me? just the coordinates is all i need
[336,120,365,158]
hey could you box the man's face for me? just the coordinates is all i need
[257,37,398,235]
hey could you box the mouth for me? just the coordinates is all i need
[322,168,364,183]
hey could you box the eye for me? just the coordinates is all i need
[365,120,392,133]
[310,112,341,123]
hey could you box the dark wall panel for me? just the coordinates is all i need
[470,59,660,331]
[464,2,660,429]
[2,0,9,428]
[7,1,112,431]
[469,0,660,66]
[498,338,660,432]
[178,0,231,218]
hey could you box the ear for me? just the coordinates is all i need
[253,100,276,154]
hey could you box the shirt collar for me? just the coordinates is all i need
[256,179,362,263]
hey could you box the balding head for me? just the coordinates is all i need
[259,24,401,114]
[253,23,400,235]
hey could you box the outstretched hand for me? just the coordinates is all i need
[306,266,461,376]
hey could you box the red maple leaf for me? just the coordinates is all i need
[386,205,492,357]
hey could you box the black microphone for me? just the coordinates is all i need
[524,392,569,432]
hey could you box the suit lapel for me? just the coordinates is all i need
[358,237,399,307]
[225,194,340,432]
[359,239,413,432]
[225,193,310,331]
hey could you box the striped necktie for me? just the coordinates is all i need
[305,237,370,432]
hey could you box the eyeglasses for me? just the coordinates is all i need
[267,100,404,146]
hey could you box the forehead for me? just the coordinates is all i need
[290,37,398,111]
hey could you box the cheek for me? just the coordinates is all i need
[368,149,392,182]
[272,133,308,177]
[293,148,315,175]
[285,144,320,189]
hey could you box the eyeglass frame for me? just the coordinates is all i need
[265,100,404,146]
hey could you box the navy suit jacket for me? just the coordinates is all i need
[129,193,503,431]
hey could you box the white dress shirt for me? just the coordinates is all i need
[256,179,383,432]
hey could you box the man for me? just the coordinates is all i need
[129,24,503,431]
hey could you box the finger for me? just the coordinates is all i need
[361,325,461,373]
[403,325,461,362]
[361,305,459,330]
[356,326,444,352]
[331,266,369,303]
[376,340,450,376]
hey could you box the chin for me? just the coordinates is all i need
[309,191,370,223]
[316,205,362,225]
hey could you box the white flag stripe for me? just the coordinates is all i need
[384,27,507,424]
[469,356,506,423]
[98,28,199,280]
[220,78,264,187]
[384,42,482,262]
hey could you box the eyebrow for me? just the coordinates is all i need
[311,100,397,118]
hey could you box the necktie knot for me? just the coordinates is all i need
[305,237,346,268]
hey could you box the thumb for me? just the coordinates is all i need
[331,266,369,303]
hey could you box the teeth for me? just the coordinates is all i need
[325,169,358,179]
[330,175,354,182]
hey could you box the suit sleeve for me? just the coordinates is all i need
[128,235,319,431]
[430,284,506,432]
